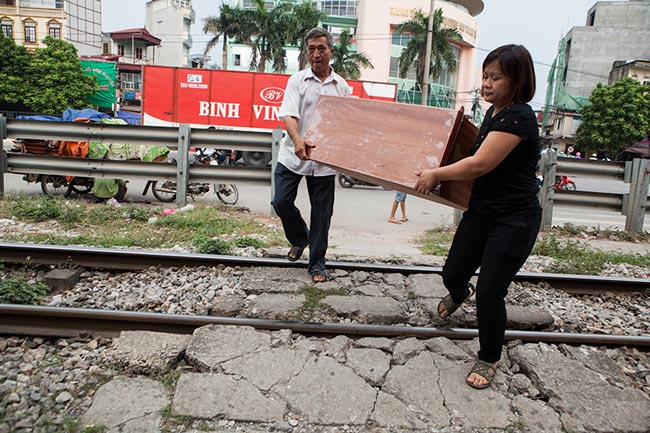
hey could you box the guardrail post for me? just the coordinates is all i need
[624,158,650,233]
[176,124,191,207]
[270,126,282,215]
[539,149,556,228]
[0,115,6,198]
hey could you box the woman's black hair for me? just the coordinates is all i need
[483,44,536,104]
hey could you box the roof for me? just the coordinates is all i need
[110,28,161,46]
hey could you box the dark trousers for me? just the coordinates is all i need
[272,163,335,273]
[441,208,541,363]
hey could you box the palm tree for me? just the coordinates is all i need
[331,30,374,79]
[202,4,253,69]
[393,9,462,96]
[241,0,296,73]
[287,1,328,70]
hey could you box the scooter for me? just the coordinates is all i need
[554,175,577,191]
[337,172,382,188]
[143,149,239,204]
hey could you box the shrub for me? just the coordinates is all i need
[0,277,48,304]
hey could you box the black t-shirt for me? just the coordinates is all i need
[468,103,541,216]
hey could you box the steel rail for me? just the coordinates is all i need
[5,118,276,152]
[1,242,648,293]
[1,304,648,348]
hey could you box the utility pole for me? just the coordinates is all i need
[421,0,435,106]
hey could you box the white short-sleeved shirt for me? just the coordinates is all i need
[278,67,351,176]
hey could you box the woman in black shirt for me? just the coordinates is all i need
[415,44,541,389]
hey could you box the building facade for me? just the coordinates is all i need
[145,0,195,67]
[0,0,101,55]
[609,59,650,85]
[563,0,650,98]
[223,0,483,110]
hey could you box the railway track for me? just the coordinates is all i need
[1,304,649,349]
[1,241,649,350]
[2,241,649,294]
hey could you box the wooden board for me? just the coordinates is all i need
[304,95,478,210]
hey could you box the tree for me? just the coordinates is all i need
[203,0,325,73]
[576,78,650,155]
[287,1,328,70]
[202,4,254,70]
[0,35,32,110]
[331,30,373,79]
[22,36,97,114]
[393,9,462,96]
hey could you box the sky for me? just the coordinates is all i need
[102,0,605,108]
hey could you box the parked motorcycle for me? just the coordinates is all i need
[554,175,577,191]
[337,172,384,189]
[143,148,239,205]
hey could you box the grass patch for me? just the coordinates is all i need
[0,276,49,304]
[418,226,455,256]
[0,196,276,251]
[533,234,650,274]
[299,285,348,309]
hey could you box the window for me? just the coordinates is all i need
[102,42,110,54]
[391,32,412,47]
[234,54,241,66]
[48,21,60,38]
[117,44,125,56]
[1,19,12,39]
[24,21,36,43]
[136,47,143,60]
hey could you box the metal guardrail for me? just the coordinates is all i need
[539,149,650,232]
[2,118,650,232]
[0,118,283,207]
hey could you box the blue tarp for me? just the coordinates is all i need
[16,115,62,121]
[62,108,111,122]
[116,110,141,125]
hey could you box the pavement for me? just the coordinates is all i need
[78,267,650,433]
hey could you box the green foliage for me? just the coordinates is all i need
[232,236,268,248]
[0,277,49,304]
[193,237,233,255]
[418,226,455,255]
[0,35,31,109]
[299,285,347,309]
[203,0,327,72]
[393,8,462,88]
[533,234,650,274]
[576,78,650,155]
[23,36,98,114]
[14,196,62,222]
[331,30,374,79]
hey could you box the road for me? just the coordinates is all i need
[2,169,650,261]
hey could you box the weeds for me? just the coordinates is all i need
[0,197,275,251]
[418,226,455,256]
[299,285,347,309]
[0,276,49,304]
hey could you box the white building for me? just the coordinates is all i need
[223,0,484,110]
[145,0,195,67]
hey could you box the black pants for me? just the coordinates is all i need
[441,208,541,363]
[272,163,335,273]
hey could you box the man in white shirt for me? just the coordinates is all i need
[273,27,351,283]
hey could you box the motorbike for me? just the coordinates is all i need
[554,175,577,191]
[337,172,384,189]
[143,148,239,205]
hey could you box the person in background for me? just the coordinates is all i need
[272,27,351,283]
[388,191,408,224]
[414,44,541,389]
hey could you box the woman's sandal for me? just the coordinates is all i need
[437,283,475,318]
[287,245,306,262]
[310,268,328,283]
[467,360,496,389]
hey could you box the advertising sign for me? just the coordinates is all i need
[81,60,117,109]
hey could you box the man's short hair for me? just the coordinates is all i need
[305,27,334,49]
